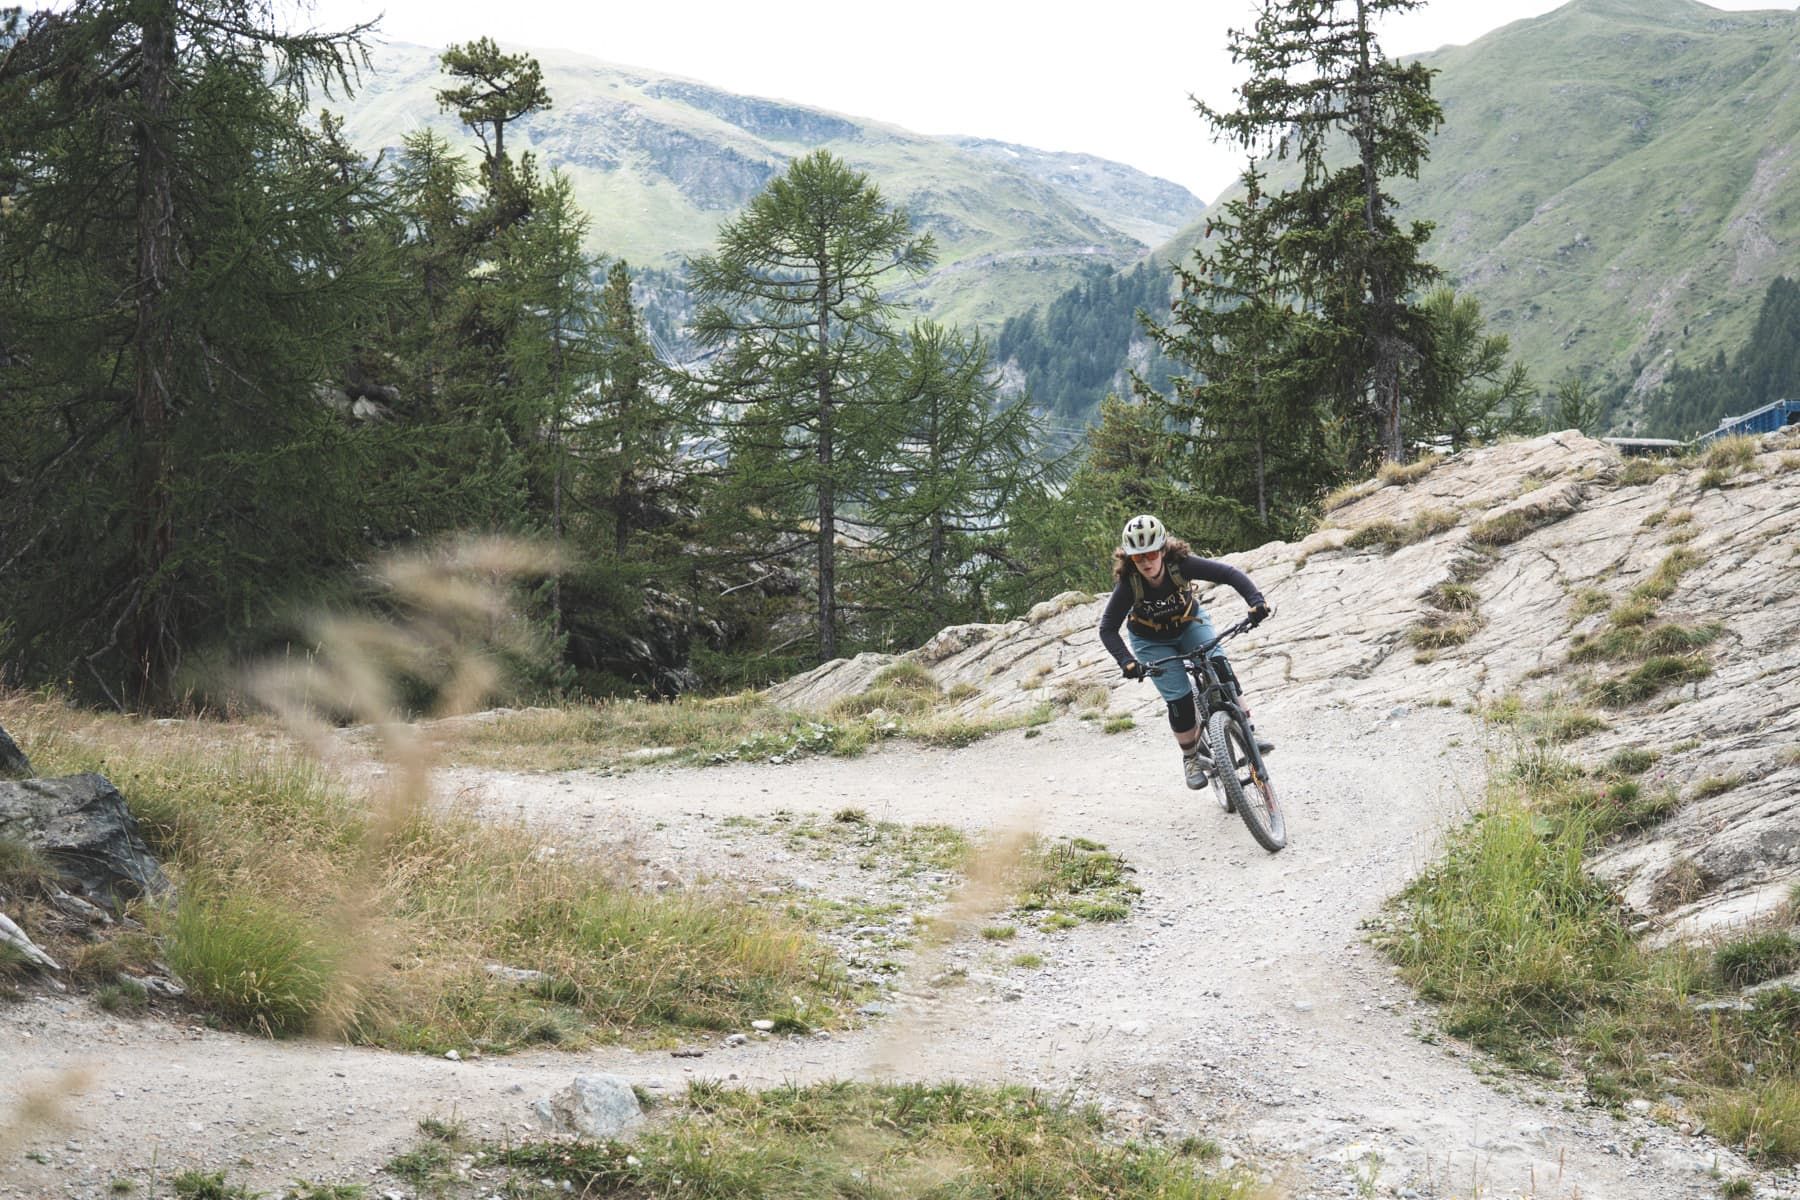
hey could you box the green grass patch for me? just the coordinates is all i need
[1629,547,1701,603]
[1571,620,1724,664]
[1700,434,1760,474]
[979,924,1017,941]
[1,693,844,1051]
[1715,933,1800,989]
[1385,723,1800,1162]
[1704,1077,1800,1163]
[1606,748,1658,775]
[1345,507,1462,553]
[1009,952,1044,969]
[1013,837,1141,931]
[1568,587,1612,620]
[1468,506,1557,547]
[1101,715,1135,734]
[1691,773,1745,800]
[1589,655,1713,707]
[476,1080,1258,1199]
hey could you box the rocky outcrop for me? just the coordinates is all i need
[0,774,172,912]
[0,722,31,779]
[642,80,862,145]
[771,428,1800,942]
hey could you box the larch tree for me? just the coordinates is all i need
[685,150,933,661]
[0,0,381,706]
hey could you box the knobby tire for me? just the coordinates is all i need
[1207,708,1286,852]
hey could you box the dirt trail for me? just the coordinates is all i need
[0,696,1772,1199]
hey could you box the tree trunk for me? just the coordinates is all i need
[815,285,836,661]
[1356,0,1407,464]
[128,1,178,705]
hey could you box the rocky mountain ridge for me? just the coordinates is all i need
[772,428,1800,943]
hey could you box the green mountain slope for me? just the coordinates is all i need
[1150,0,1800,429]
[336,42,1204,332]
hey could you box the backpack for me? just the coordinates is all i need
[1127,561,1196,633]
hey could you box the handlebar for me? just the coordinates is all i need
[1136,614,1263,678]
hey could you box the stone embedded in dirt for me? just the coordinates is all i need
[533,1074,644,1140]
[0,722,32,779]
[0,911,60,971]
[0,773,171,912]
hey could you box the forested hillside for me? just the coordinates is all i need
[1008,0,1800,436]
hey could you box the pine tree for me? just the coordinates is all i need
[855,323,1044,646]
[1199,0,1443,465]
[1141,166,1339,547]
[1413,287,1538,451]
[684,150,933,661]
[0,0,382,705]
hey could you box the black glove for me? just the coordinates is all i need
[1121,660,1146,681]
[1248,602,1272,627]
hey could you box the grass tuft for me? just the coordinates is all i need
[1589,655,1712,707]
[1715,933,1800,990]
[1378,453,1444,487]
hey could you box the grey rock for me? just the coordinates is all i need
[0,723,31,779]
[0,774,171,911]
[533,1074,644,1141]
[0,911,60,971]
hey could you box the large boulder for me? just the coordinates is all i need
[0,774,171,912]
[532,1074,644,1140]
[0,722,31,779]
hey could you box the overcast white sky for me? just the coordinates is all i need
[299,0,1797,204]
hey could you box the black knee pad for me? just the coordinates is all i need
[1165,693,1197,734]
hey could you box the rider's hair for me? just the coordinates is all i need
[1111,536,1191,582]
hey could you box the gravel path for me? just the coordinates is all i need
[0,697,1778,1199]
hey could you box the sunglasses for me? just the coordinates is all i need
[1129,549,1163,563]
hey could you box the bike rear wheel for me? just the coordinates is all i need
[1207,709,1286,852]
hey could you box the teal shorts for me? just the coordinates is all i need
[1128,613,1222,705]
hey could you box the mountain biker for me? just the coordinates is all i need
[1097,514,1272,791]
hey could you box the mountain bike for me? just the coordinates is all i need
[1140,616,1286,852]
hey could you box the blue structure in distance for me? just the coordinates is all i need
[1693,397,1800,445]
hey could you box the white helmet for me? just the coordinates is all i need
[1120,514,1166,555]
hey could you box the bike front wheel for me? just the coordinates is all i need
[1207,709,1286,852]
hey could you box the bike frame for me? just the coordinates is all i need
[1138,615,1257,734]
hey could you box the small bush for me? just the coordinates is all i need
[1345,520,1405,551]
[162,896,346,1038]
[1102,715,1134,734]
[1715,932,1800,989]
[95,979,150,1016]
[979,925,1017,941]
[1410,614,1482,649]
